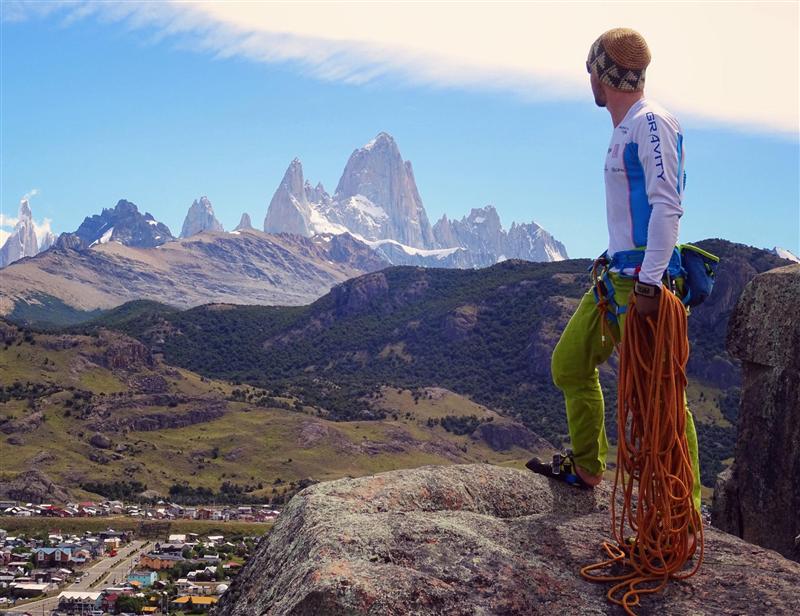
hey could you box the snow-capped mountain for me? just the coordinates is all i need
[180,196,224,238]
[262,133,568,267]
[0,198,40,268]
[772,246,800,263]
[324,132,436,248]
[69,199,174,248]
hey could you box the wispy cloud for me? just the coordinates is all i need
[6,0,798,134]
[0,214,19,227]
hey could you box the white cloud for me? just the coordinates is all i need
[6,1,799,134]
[0,214,19,227]
[33,217,54,245]
[23,188,40,200]
[0,229,10,246]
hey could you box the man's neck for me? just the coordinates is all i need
[606,92,645,127]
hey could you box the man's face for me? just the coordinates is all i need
[589,69,606,108]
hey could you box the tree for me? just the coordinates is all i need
[116,594,145,613]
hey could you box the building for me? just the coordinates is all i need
[33,547,74,567]
[128,570,158,587]
[140,552,184,570]
[171,595,218,611]
[11,582,54,597]
[57,591,103,614]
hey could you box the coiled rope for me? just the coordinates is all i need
[580,282,704,615]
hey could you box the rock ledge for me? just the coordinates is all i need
[216,463,800,615]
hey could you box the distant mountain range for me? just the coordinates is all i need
[0,132,570,316]
[263,132,568,266]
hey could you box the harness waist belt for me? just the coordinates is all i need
[607,246,683,279]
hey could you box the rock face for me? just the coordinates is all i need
[0,469,71,503]
[180,196,224,238]
[432,205,568,263]
[73,199,174,248]
[0,198,39,268]
[330,132,436,249]
[216,464,800,615]
[264,159,324,237]
[235,213,254,231]
[712,263,800,561]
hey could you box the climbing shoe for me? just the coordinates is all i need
[525,449,592,489]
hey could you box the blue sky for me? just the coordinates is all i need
[2,2,798,258]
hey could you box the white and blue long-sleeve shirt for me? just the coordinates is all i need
[604,98,686,286]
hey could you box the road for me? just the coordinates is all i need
[1,539,148,615]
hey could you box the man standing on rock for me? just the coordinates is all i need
[529,27,702,513]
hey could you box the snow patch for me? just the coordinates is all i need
[773,246,800,263]
[353,235,461,259]
[90,227,114,247]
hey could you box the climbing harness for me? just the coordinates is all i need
[580,280,705,615]
[590,245,719,326]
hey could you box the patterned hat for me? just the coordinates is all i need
[587,28,651,92]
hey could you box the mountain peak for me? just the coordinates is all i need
[363,132,396,151]
[181,197,224,238]
[18,198,33,220]
[114,199,139,215]
[235,212,254,231]
[72,199,173,249]
[333,133,435,248]
[265,158,313,236]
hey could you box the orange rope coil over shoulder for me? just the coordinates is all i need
[581,284,704,615]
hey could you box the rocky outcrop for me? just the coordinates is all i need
[686,238,792,388]
[74,199,174,248]
[89,433,112,449]
[235,213,254,231]
[712,263,800,561]
[216,463,800,615]
[0,469,71,504]
[470,421,552,452]
[86,395,227,432]
[180,196,224,238]
[0,198,39,268]
[53,231,89,252]
[95,331,155,371]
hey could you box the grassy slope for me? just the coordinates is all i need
[1,330,538,501]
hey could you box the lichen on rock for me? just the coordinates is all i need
[216,463,800,615]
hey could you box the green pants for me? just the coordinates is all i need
[551,272,702,512]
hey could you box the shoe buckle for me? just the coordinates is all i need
[551,453,562,475]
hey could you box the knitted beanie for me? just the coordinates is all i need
[587,28,651,92]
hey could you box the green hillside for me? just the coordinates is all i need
[0,322,544,504]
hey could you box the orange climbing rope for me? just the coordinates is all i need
[580,280,704,615]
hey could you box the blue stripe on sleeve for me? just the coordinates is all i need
[623,142,651,247]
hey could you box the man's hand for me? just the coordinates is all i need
[635,293,660,319]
